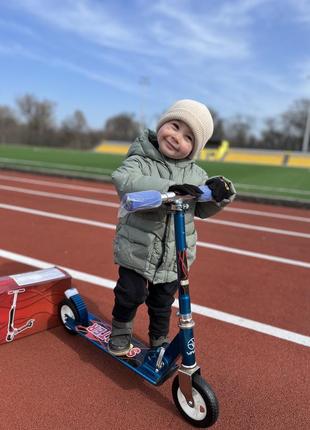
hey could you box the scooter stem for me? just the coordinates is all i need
[173,199,201,408]
[173,200,197,369]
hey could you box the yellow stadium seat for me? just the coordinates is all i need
[95,143,130,155]
[287,156,310,168]
[224,151,283,166]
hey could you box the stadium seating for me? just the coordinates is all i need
[224,150,284,166]
[94,141,310,168]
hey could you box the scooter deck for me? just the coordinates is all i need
[66,312,178,385]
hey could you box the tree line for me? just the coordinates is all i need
[0,93,309,151]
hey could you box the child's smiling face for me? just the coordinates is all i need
[157,120,194,160]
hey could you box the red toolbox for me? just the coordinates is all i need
[0,267,71,345]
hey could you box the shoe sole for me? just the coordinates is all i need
[107,343,133,357]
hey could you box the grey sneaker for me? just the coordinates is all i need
[149,335,169,349]
[108,319,133,356]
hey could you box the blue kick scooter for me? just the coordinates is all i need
[58,185,219,428]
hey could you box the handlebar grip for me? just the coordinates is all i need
[121,190,162,212]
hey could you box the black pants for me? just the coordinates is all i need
[112,266,178,339]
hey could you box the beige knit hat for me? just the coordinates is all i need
[156,99,214,159]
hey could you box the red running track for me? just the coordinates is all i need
[0,170,309,430]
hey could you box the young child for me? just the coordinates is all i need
[108,99,236,356]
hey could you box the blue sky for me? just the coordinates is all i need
[0,0,310,131]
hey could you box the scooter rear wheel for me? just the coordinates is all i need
[172,373,219,428]
[58,298,79,335]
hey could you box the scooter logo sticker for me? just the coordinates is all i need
[86,321,111,343]
[126,347,142,358]
[187,337,195,355]
[81,321,142,358]
[6,289,35,342]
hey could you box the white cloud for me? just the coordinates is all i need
[147,0,251,60]
[1,0,309,126]
[7,0,257,61]
[7,0,145,53]
[0,41,137,94]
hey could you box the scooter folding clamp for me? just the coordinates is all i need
[178,313,195,329]
[180,279,189,286]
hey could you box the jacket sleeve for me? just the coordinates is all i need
[195,200,226,219]
[112,155,175,198]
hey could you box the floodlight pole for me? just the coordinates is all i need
[302,75,310,152]
[139,76,150,132]
[302,105,310,152]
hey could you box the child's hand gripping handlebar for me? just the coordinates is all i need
[119,185,212,216]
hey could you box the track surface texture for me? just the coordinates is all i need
[0,171,309,430]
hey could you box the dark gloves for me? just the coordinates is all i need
[168,184,203,197]
[205,176,236,203]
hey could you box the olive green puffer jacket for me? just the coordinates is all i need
[112,130,223,284]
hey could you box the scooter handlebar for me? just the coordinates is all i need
[120,185,213,214]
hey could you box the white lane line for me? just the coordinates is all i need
[1,176,309,223]
[197,241,310,269]
[1,170,309,195]
[202,218,310,239]
[1,184,309,239]
[1,184,307,239]
[0,248,309,347]
[235,182,310,196]
[189,303,310,348]
[1,203,309,269]
[225,207,310,223]
[0,184,119,208]
[0,203,116,230]
[0,173,116,195]
[0,157,113,174]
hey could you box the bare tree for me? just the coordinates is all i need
[260,118,284,149]
[62,110,88,133]
[60,110,90,148]
[209,108,225,141]
[281,98,310,150]
[16,94,56,145]
[0,106,20,144]
[223,115,257,148]
[103,113,140,142]
[5,92,308,151]
[259,98,310,150]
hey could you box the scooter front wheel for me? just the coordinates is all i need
[58,298,79,335]
[172,373,219,428]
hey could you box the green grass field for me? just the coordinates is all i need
[0,143,309,203]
